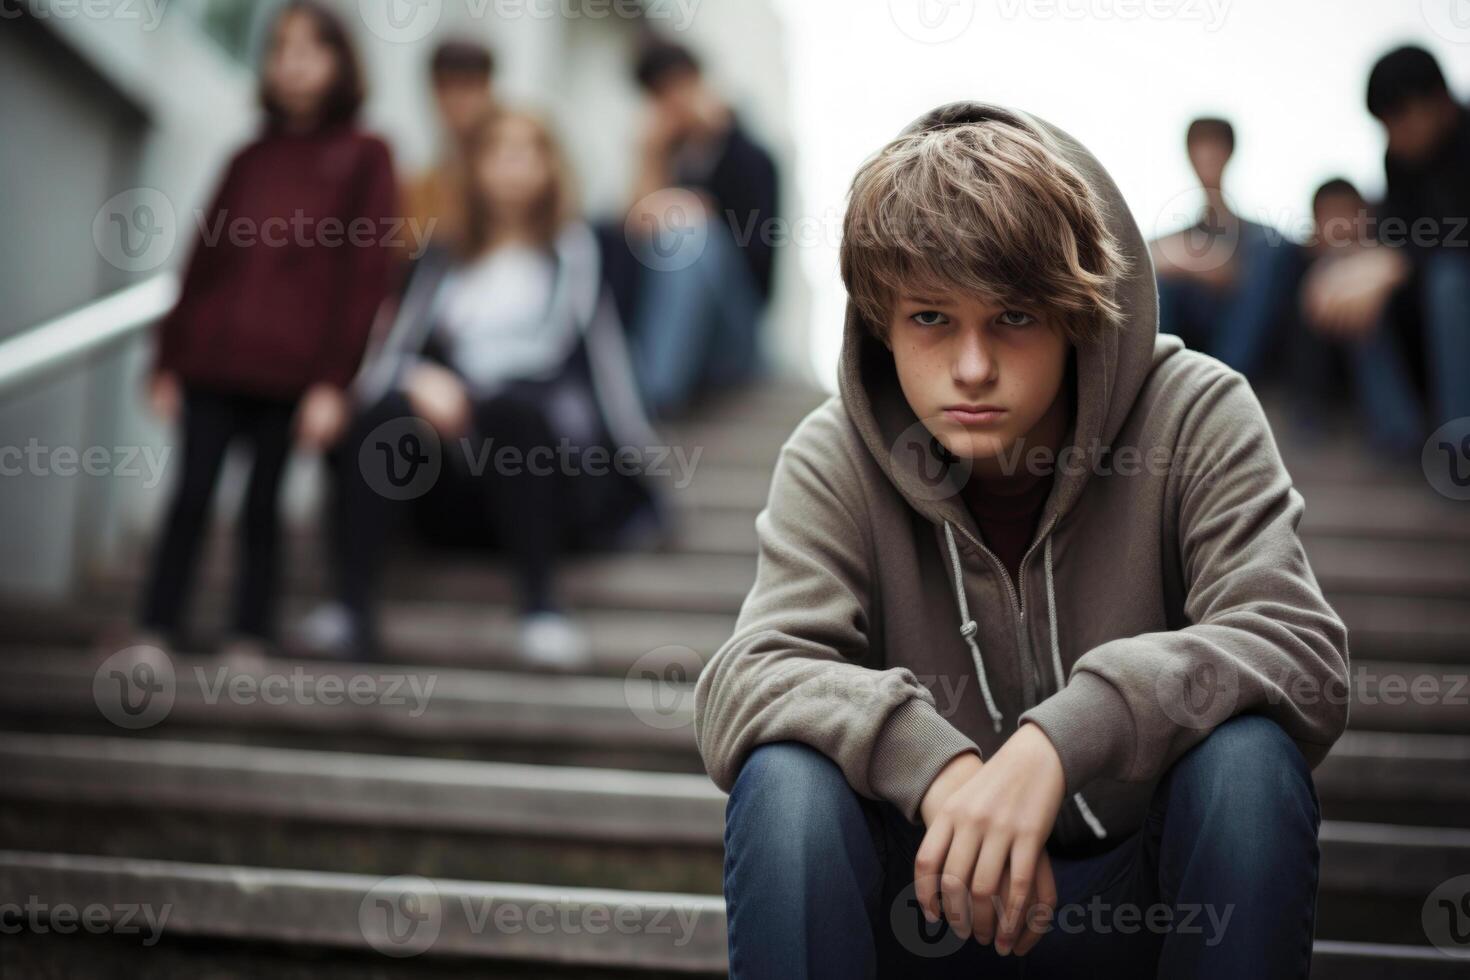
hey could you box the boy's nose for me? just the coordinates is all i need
[951,329,996,387]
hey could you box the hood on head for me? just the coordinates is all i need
[836,101,1160,541]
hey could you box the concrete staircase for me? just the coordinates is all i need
[1,380,1468,976]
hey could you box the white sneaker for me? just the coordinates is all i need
[291,602,360,660]
[518,612,593,671]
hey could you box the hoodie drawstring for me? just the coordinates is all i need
[1044,536,1108,840]
[943,521,1004,733]
[943,521,1107,839]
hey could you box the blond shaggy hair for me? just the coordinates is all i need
[840,118,1131,345]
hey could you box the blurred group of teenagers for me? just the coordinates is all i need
[132,0,1467,669]
[136,0,778,666]
[1151,45,1469,463]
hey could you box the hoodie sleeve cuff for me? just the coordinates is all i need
[1019,671,1134,794]
[868,698,981,826]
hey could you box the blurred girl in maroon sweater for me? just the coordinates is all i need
[140,1,399,654]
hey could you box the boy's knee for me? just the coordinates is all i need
[1168,715,1318,827]
[727,742,868,854]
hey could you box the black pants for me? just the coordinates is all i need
[332,381,576,652]
[140,384,299,643]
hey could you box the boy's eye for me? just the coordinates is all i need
[910,310,948,327]
[998,310,1036,327]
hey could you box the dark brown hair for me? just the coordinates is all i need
[431,39,496,83]
[1185,117,1235,153]
[633,38,700,93]
[258,1,365,129]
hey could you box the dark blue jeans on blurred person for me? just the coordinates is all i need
[1157,224,1301,382]
[629,214,765,419]
[1421,250,1470,431]
[722,714,1320,979]
[1285,302,1425,459]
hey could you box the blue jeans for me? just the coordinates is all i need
[1157,225,1301,382]
[629,214,765,418]
[1285,302,1426,459]
[723,715,1321,979]
[1421,251,1470,431]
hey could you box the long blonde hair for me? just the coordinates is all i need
[458,108,576,256]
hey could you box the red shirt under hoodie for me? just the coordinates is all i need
[153,122,399,400]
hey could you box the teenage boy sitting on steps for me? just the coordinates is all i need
[694,102,1349,979]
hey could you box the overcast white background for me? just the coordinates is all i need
[768,0,1470,387]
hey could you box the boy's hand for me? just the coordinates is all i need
[915,722,1065,955]
[1301,247,1406,339]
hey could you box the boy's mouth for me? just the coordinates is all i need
[943,405,1008,426]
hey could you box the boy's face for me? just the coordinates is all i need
[1380,97,1452,163]
[434,73,494,144]
[887,287,1071,479]
[1186,135,1232,190]
[1313,192,1368,253]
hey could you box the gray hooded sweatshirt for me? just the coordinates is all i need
[691,102,1351,849]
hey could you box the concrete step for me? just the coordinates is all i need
[0,734,722,893]
[1299,485,1470,543]
[83,529,1470,624]
[2,648,1467,760]
[1,651,1466,771]
[90,550,762,616]
[0,650,698,769]
[0,599,739,675]
[0,850,1462,974]
[5,589,1470,673]
[1304,537,1470,600]
[0,850,728,974]
[1314,731,1470,827]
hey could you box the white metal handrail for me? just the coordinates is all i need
[0,274,178,400]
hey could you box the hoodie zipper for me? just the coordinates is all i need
[953,512,1089,844]
[952,513,1060,706]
